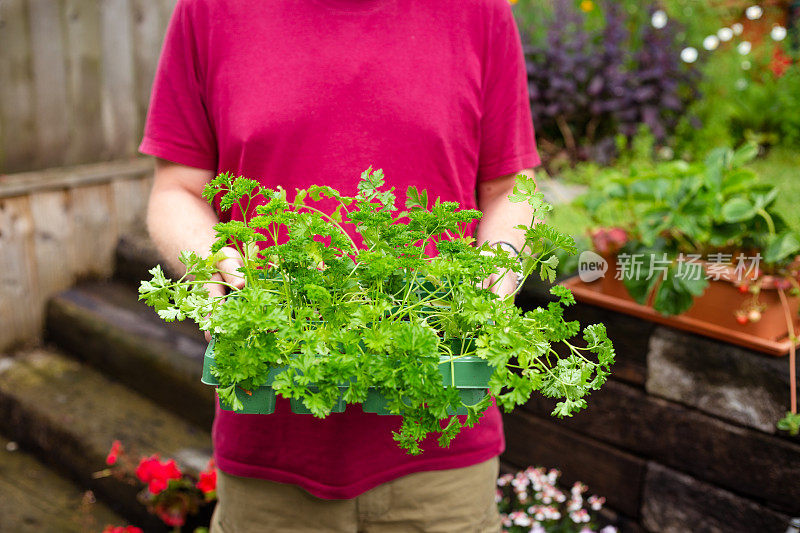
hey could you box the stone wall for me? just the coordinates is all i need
[502,285,800,533]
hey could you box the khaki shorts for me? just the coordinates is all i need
[210,457,501,533]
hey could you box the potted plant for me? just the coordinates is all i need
[563,143,800,433]
[139,169,615,454]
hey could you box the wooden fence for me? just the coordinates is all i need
[0,0,176,174]
[0,159,153,351]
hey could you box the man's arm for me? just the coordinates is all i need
[475,169,535,298]
[147,158,245,341]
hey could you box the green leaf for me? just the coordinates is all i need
[721,198,755,222]
[777,412,800,436]
[539,255,559,283]
[731,142,759,167]
[652,266,708,316]
[764,233,800,264]
[508,173,537,204]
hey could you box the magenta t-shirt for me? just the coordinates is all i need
[140,0,539,499]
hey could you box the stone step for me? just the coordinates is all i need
[0,434,126,533]
[0,348,212,529]
[115,231,171,288]
[45,281,214,428]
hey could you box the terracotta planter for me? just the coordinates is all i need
[565,256,800,356]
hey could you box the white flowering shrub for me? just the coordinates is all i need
[497,467,618,533]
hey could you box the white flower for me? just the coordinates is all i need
[681,47,699,63]
[741,60,752,70]
[658,146,674,160]
[530,526,546,533]
[718,27,734,41]
[772,26,787,41]
[746,5,763,20]
[703,35,720,50]
[738,41,752,54]
[732,23,744,35]
[600,527,619,533]
[589,494,606,510]
[512,514,532,527]
[651,10,668,29]
[497,474,513,486]
[735,78,748,90]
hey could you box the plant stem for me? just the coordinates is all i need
[757,208,776,236]
[778,288,797,414]
[290,201,359,253]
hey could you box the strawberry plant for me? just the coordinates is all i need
[139,169,614,454]
[578,143,800,316]
[576,143,800,435]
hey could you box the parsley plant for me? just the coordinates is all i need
[139,169,615,454]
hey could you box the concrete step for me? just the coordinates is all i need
[0,348,212,529]
[45,281,214,428]
[115,231,171,288]
[0,434,126,533]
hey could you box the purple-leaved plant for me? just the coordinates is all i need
[523,1,700,166]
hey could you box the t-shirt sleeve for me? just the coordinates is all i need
[138,0,217,171]
[477,2,540,182]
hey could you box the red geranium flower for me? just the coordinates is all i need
[106,440,123,466]
[152,492,192,528]
[197,468,217,494]
[155,506,186,527]
[135,455,183,494]
[102,526,143,533]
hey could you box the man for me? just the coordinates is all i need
[141,0,539,530]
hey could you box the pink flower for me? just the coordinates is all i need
[590,227,628,255]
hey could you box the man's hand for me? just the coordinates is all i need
[203,246,246,343]
[147,158,221,344]
[475,169,535,300]
[483,269,519,299]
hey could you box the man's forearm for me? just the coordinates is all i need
[147,160,218,275]
[475,169,534,251]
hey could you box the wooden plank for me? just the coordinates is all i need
[28,190,76,301]
[131,0,164,123]
[0,348,211,530]
[0,197,40,348]
[0,0,37,173]
[63,0,104,164]
[68,184,117,279]
[112,174,152,233]
[642,463,791,533]
[0,436,124,532]
[646,326,793,433]
[521,379,800,513]
[158,0,178,29]
[502,410,646,518]
[0,158,152,199]
[28,0,70,169]
[100,0,138,159]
